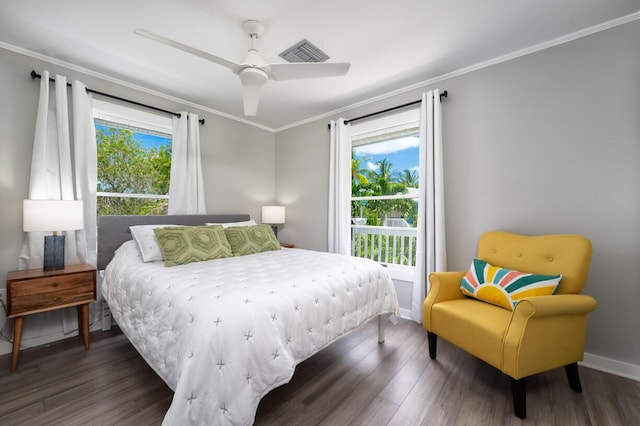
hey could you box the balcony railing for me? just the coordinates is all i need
[351,224,418,266]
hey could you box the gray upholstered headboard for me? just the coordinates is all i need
[97,214,251,269]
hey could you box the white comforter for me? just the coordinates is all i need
[102,241,400,425]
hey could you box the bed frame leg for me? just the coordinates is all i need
[378,315,385,343]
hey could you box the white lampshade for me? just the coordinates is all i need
[23,200,84,232]
[262,205,285,225]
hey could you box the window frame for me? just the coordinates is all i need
[349,108,420,279]
[93,99,173,214]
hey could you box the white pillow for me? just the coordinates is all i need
[130,224,176,262]
[205,219,256,228]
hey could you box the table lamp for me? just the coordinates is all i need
[261,206,285,238]
[23,200,84,271]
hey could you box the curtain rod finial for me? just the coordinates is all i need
[31,70,41,80]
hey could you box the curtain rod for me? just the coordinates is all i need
[327,90,448,130]
[30,70,205,125]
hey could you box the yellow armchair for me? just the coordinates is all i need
[423,231,596,419]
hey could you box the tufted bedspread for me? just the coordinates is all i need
[102,240,400,425]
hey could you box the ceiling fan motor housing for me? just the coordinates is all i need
[239,67,268,86]
[242,48,267,68]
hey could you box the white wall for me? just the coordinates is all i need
[275,20,640,374]
[0,47,275,355]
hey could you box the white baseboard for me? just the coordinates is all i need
[0,330,79,356]
[0,322,103,356]
[399,308,412,320]
[581,352,640,382]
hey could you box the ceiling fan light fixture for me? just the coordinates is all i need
[239,67,268,86]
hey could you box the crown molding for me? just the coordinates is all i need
[274,10,640,133]
[0,41,275,133]
[4,9,638,135]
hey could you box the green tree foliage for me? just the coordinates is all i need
[351,153,370,194]
[97,127,171,215]
[399,169,419,188]
[351,156,418,228]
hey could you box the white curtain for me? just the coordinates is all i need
[411,90,447,322]
[19,71,98,331]
[168,112,206,214]
[328,119,352,255]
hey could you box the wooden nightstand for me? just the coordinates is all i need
[6,263,96,371]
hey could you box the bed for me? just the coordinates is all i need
[98,214,400,425]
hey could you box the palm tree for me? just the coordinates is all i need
[400,169,419,189]
[351,156,369,187]
[369,158,395,195]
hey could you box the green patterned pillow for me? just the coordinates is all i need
[224,224,281,256]
[153,225,232,267]
[460,258,562,310]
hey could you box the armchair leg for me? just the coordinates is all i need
[565,362,583,392]
[510,378,526,419]
[427,332,437,359]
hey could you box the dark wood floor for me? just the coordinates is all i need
[0,319,638,425]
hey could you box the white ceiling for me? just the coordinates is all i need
[1,1,638,131]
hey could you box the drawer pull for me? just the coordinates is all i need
[53,297,60,302]
[52,282,59,288]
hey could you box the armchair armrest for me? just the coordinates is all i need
[502,294,597,378]
[512,294,596,318]
[426,272,467,304]
[422,271,466,329]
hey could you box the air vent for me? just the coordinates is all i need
[279,39,329,63]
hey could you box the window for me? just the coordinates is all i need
[93,99,172,215]
[350,109,420,279]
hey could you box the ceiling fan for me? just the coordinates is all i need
[134,20,351,116]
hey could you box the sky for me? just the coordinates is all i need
[136,132,171,150]
[96,124,171,150]
[352,135,419,176]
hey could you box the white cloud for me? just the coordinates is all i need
[366,161,379,171]
[353,136,419,156]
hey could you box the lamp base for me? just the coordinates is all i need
[44,235,65,271]
[270,225,278,239]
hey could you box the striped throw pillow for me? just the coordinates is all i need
[460,258,562,310]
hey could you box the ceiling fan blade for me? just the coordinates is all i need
[239,68,268,116]
[242,84,263,116]
[134,29,243,73]
[267,62,351,81]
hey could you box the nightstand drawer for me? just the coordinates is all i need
[10,283,95,316]
[9,271,95,297]
[8,272,95,318]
